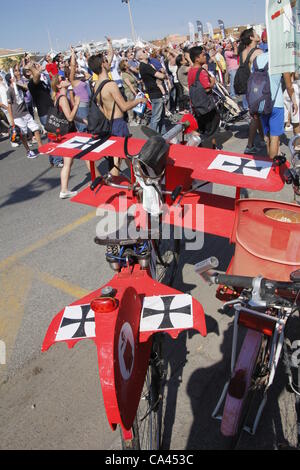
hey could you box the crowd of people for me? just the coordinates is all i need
[0,28,299,199]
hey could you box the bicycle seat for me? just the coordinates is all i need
[229,199,300,281]
[94,213,160,246]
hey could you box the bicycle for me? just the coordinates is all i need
[195,199,300,449]
[284,134,300,202]
[42,120,207,450]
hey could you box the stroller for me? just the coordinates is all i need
[213,81,246,129]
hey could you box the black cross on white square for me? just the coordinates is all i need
[58,136,116,153]
[140,295,193,332]
[208,155,272,180]
[55,305,95,342]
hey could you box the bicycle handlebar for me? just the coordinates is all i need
[210,273,300,293]
[195,258,300,306]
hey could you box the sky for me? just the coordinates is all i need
[0,0,266,53]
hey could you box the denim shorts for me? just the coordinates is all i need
[260,107,284,137]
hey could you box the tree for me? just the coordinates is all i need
[0,55,22,71]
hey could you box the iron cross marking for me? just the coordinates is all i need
[143,296,192,329]
[60,305,94,338]
[69,139,94,150]
[221,158,265,175]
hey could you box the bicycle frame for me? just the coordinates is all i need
[212,301,290,436]
[210,198,300,439]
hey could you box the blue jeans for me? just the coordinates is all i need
[242,95,249,111]
[40,114,63,166]
[75,106,88,132]
[228,69,237,98]
[150,98,166,135]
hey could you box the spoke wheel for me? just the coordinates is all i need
[120,336,165,450]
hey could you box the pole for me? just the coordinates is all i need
[47,28,53,53]
[126,0,137,43]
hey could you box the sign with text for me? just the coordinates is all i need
[266,0,300,74]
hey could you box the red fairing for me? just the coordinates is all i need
[42,267,206,439]
[39,133,288,192]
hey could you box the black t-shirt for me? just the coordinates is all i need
[28,79,53,117]
[139,62,162,100]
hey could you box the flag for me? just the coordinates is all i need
[218,19,226,39]
[188,22,195,43]
[206,22,214,39]
[196,21,203,42]
[266,0,299,74]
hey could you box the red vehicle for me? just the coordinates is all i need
[197,197,300,448]
[40,118,289,449]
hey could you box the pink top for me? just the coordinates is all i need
[225,51,239,71]
[73,80,90,104]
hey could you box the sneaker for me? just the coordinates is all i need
[59,190,78,200]
[11,142,19,148]
[54,163,64,168]
[27,150,38,159]
[244,145,259,155]
[284,124,293,132]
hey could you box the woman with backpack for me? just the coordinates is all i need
[51,75,100,199]
[236,28,264,154]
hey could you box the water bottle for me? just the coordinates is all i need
[186,134,201,147]
[11,127,17,142]
[133,92,146,116]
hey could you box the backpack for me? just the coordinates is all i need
[45,95,75,136]
[189,68,216,116]
[87,80,116,136]
[234,48,256,95]
[246,57,276,115]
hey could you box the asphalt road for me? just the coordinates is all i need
[0,119,299,451]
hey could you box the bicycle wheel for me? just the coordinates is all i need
[121,335,165,450]
[221,329,265,448]
[154,224,181,286]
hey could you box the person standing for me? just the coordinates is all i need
[6,64,43,159]
[224,42,239,98]
[176,54,190,112]
[45,53,59,81]
[51,75,81,198]
[136,49,167,134]
[26,61,63,167]
[70,47,91,132]
[237,28,264,154]
[88,50,147,175]
[119,59,139,125]
[188,46,220,138]
[0,75,11,139]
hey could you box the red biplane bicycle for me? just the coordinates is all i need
[196,167,300,448]
[40,116,289,449]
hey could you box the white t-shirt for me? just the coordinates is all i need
[0,83,8,107]
[110,55,123,88]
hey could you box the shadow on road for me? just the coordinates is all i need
[0,150,15,161]
[0,167,61,208]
